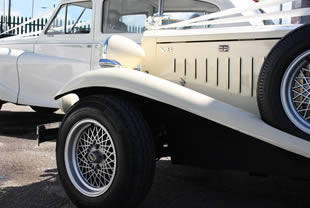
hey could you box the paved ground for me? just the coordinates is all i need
[1,103,310,208]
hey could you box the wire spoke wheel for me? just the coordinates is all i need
[57,96,155,207]
[64,119,117,197]
[281,50,310,134]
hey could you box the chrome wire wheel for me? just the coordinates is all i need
[281,49,310,135]
[64,119,117,197]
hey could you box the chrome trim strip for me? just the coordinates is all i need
[103,35,112,54]
[99,59,121,68]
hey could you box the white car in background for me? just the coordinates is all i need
[0,0,234,113]
[1,0,310,208]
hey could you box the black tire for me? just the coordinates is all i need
[56,95,155,208]
[30,106,57,113]
[257,24,310,140]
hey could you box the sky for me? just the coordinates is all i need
[0,0,61,18]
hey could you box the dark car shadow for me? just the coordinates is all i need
[2,161,310,208]
[0,111,63,140]
[0,168,74,208]
[141,161,310,208]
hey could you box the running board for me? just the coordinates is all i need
[36,122,61,146]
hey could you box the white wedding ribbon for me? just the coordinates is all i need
[158,0,298,29]
[182,7,310,27]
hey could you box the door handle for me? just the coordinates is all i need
[61,44,92,48]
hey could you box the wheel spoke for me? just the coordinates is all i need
[292,83,309,90]
[294,79,309,92]
[303,101,310,118]
[292,92,306,100]
[302,67,310,73]
[300,70,310,87]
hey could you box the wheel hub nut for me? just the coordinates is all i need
[88,150,103,163]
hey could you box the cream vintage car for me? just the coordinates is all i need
[2,0,310,207]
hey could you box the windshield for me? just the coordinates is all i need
[162,0,220,26]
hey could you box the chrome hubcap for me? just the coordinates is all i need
[64,119,116,197]
[281,49,310,134]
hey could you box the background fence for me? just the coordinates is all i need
[0,15,48,35]
[1,15,145,36]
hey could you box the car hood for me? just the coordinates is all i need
[145,24,300,43]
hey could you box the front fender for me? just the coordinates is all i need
[56,68,310,159]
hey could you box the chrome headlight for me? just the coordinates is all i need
[101,35,145,69]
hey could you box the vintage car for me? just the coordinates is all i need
[2,0,310,207]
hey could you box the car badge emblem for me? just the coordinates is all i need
[160,47,173,53]
[219,45,229,52]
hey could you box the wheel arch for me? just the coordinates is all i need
[57,85,167,117]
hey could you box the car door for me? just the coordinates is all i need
[18,1,94,108]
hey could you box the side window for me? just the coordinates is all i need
[66,2,92,34]
[121,14,146,33]
[46,1,92,35]
[103,0,155,33]
[46,5,66,34]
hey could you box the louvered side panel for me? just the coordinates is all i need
[154,39,278,114]
[239,56,253,97]
[196,57,207,84]
[218,57,229,90]
[229,57,242,94]
[205,56,218,87]
[172,55,265,95]
[253,57,265,97]
[174,57,185,80]
[185,58,196,81]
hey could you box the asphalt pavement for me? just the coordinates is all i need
[1,103,310,208]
